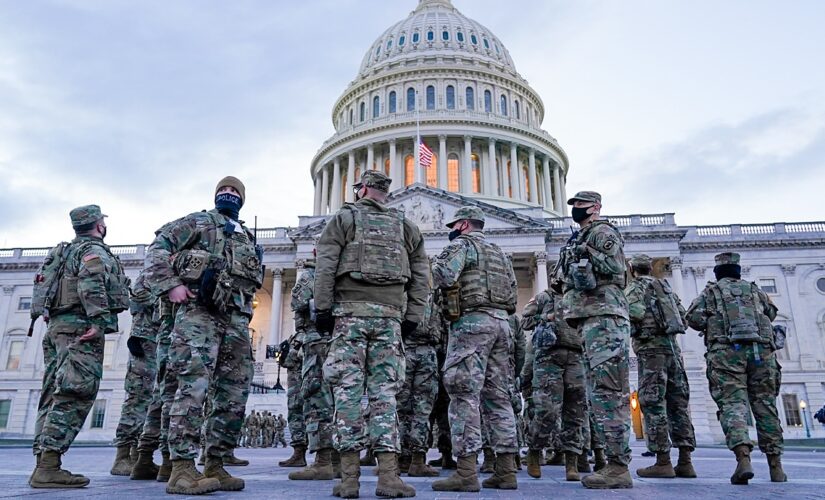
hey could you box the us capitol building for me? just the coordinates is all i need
[1,0,824,445]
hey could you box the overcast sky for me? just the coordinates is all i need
[1,0,824,247]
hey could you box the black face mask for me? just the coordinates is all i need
[571,206,591,223]
[215,193,242,220]
[714,264,741,281]
[448,229,462,241]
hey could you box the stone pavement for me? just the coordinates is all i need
[2,444,824,499]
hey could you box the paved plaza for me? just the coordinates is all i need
[2,444,824,499]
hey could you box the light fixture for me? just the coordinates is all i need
[252,296,260,309]
[800,400,807,410]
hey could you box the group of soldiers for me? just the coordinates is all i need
[238,411,287,448]
[26,170,790,496]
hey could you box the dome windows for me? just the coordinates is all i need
[514,100,520,120]
[399,35,406,47]
[407,87,416,111]
[389,91,397,113]
[483,37,490,49]
[457,31,465,43]
[375,45,381,56]
[446,85,455,109]
[360,101,366,122]
[386,38,393,51]
[427,30,434,42]
[412,31,420,44]
[426,85,435,110]
[442,30,450,41]
[484,90,492,113]
[466,87,475,110]
[470,34,478,45]
[494,43,500,54]
[373,96,380,118]
[500,95,507,116]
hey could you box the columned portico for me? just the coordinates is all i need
[509,143,519,201]
[331,158,342,210]
[320,165,330,215]
[528,149,538,204]
[462,135,472,194]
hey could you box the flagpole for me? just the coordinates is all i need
[415,90,421,184]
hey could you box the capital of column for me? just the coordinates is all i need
[2,285,14,295]
[464,135,472,143]
[272,268,284,280]
[488,137,496,145]
[670,256,683,269]
[389,138,396,145]
[438,134,447,141]
[534,251,547,263]
[781,264,796,276]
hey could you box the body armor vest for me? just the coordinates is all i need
[456,235,515,312]
[336,204,410,285]
[709,279,773,344]
[53,240,130,315]
[632,276,686,338]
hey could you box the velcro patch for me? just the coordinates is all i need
[83,254,100,262]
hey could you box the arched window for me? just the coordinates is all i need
[471,154,481,193]
[500,95,508,116]
[514,100,520,120]
[404,155,415,186]
[522,165,530,200]
[349,108,353,124]
[389,91,397,113]
[426,152,438,188]
[372,96,380,118]
[360,102,366,122]
[483,38,490,49]
[412,32,420,44]
[407,87,416,111]
[447,154,460,192]
[426,85,435,110]
[386,39,392,51]
[354,166,361,184]
[427,30,434,42]
[470,34,478,45]
[399,35,406,47]
[466,87,475,110]
[457,31,465,43]
[384,158,391,176]
[484,90,492,113]
[442,30,449,41]
[507,160,513,197]
[446,85,455,109]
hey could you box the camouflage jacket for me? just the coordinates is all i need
[432,231,517,320]
[625,275,685,354]
[521,289,583,351]
[144,210,262,317]
[128,271,159,341]
[561,220,629,321]
[508,313,526,379]
[404,289,441,347]
[315,198,430,321]
[291,262,320,343]
[50,236,129,333]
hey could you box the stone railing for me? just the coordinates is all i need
[545,213,676,232]
[694,222,825,237]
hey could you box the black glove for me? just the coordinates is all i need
[401,320,418,339]
[316,310,335,335]
[278,339,290,362]
[126,336,145,358]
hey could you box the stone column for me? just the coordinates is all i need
[498,150,507,197]
[367,144,374,171]
[313,171,323,215]
[553,163,563,212]
[509,143,519,201]
[781,265,810,367]
[438,135,448,190]
[462,135,473,193]
[377,148,384,173]
[389,139,398,189]
[541,156,553,210]
[345,151,355,203]
[487,138,497,196]
[534,252,548,293]
[528,149,538,204]
[320,164,330,215]
[669,257,686,301]
[560,172,568,215]
[331,157,342,210]
[268,268,284,347]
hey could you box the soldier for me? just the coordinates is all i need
[276,414,288,447]
[280,333,308,452]
[316,170,428,499]
[30,205,130,488]
[555,191,632,489]
[396,286,441,477]
[145,176,262,494]
[288,254,339,478]
[431,205,520,492]
[625,254,697,478]
[262,412,273,448]
[247,410,260,448]
[686,252,786,484]
[111,272,159,476]
[521,288,588,481]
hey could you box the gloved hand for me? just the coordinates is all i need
[316,310,335,335]
[126,336,145,358]
[401,320,418,339]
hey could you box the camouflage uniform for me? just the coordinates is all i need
[522,290,587,456]
[34,207,130,457]
[280,333,307,448]
[145,207,262,462]
[276,415,288,447]
[625,261,696,455]
[137,297,176,455]
[114,273,159,449]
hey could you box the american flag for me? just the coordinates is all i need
[419,141,434,169]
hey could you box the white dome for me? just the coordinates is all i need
[358,0,517,77]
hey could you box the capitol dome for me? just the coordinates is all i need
[310,0,569,217]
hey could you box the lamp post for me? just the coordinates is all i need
[800,400,811,438]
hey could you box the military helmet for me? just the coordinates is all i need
[354,170,392,192]
[566,190,602,205]
[446,205,485,228]
[69,204,107,228]
[714,252,741,265]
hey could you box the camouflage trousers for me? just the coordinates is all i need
[637,349,696,453]
[276,429,287,447]
[397,344,438,454]
[428,375,452,454]
[114,337,158,447]
[706,343,783,454]
[443,311,517,457]
[34,315,104,454]
[167,304,253,460]
[579,315,631,465]
[323,316,404,453]
[302,339,334,452]
[137,331,174,453]
[528,347,587,455]
[286,368,307,447]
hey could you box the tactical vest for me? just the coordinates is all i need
[30,242,72,320]
[572,221,627,288]
[456,235,516,312]
[291,265,315,333]
[708,279,773,345]
[53,240,130,316]
[632,276,685,338]
[336,204,410,285]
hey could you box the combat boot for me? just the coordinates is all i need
[482,452,518,490]
[480,447,495,473]
[110,445,134,476]
[157,451,172,482]
[332,449,342,478]
[636,451,676,478]
[130,450,160,480]
[360,446,376,466]
[398,452,412,474]
[526,449,542,478]
[30,450,90,489]
[203,456,245,491]
[375,452,416,498]
[730,444,754,485]
[578,452,591,473]
[581,461,633,489]
[289,448,335,480]
[429,450,456,469]
[223,451,249,466]
[407,452,439,477]
[593,448,607,472]
[546,450,564,466]
[332,451,360,498]
[432,455,480,492]
[674,447,697,478]
[165,459,220,495]
[565,452,580,481]
[767,454,787,483]
[279,445,307,467]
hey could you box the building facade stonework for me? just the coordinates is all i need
[1,0,824,445]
